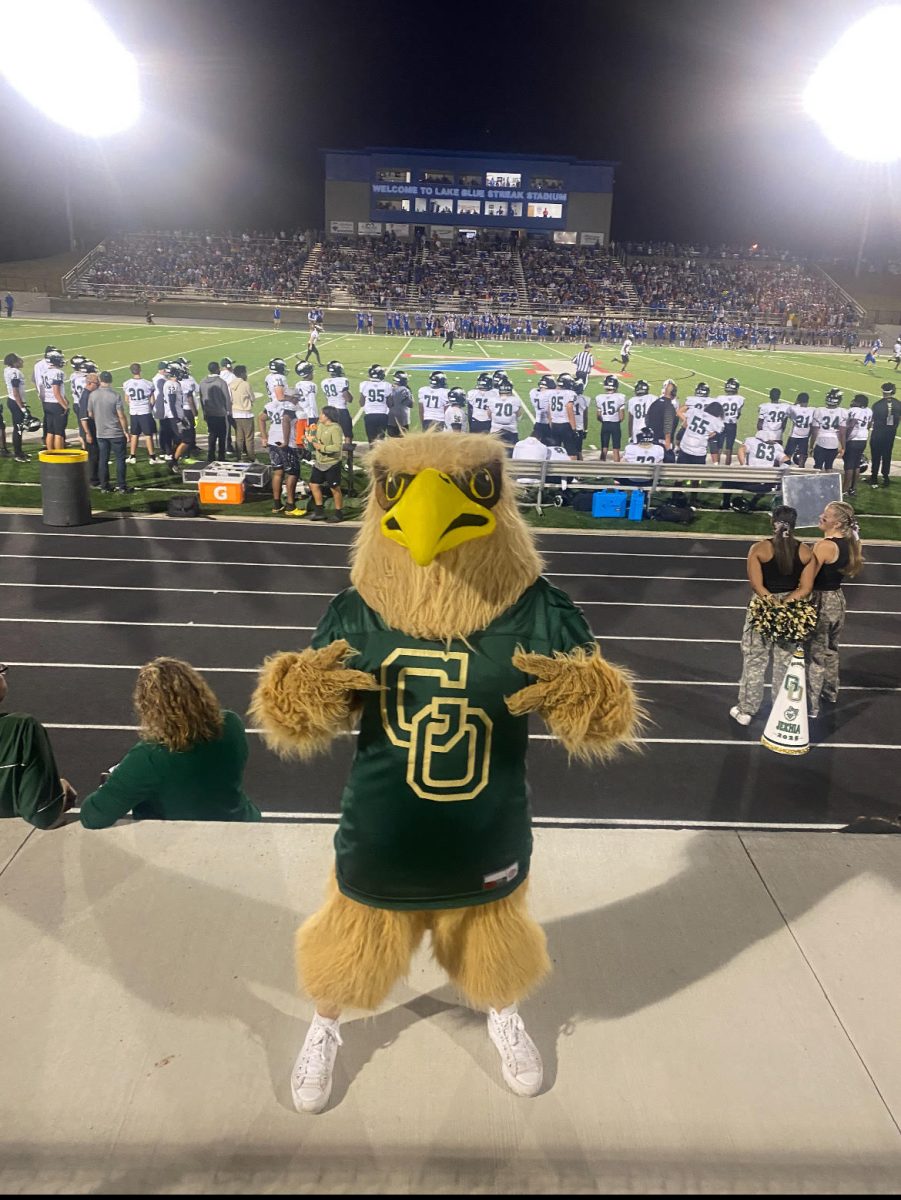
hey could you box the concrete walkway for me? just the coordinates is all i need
[1,822,899,1194]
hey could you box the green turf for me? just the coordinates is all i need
[2,318,899,534]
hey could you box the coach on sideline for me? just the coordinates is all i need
[0,664,76,829]
[199,362,230,463]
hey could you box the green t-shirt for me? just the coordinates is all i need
[79,709,260,828]
[313,421,343,467]
[311,577,595,910]
[0,712,65,829]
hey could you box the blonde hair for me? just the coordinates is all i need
[133,657,223,751]
[825,502,863,578]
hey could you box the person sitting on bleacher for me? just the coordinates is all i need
[79,658,260,828]
[721,433,787,512]
[620,425,665,481]
[0,663,76,829]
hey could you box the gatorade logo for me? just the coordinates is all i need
[213,485,229,501]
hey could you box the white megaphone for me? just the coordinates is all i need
[761,646,810,755]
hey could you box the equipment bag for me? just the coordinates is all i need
[166,493,201,517]
[651,502,696,524]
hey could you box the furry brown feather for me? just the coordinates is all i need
[506,645,647,762]
[351,433,543,641]
[248,640,380,760]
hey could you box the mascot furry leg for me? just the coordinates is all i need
[251,434,643,1113]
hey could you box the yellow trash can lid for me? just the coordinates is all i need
[38,450,88,463]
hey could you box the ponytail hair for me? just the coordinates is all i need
[769,504,799,576]
[826,501,864,578]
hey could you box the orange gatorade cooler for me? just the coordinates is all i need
[198,471,245,505]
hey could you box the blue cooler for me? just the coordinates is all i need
[591,489,628,518]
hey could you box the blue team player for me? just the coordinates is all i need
[402,311,410,335]
[366,311,374,335]
[863,337,882,368]
[393,310,402,335]
[385,309,393,335]
[357,311,365,334]
[525,317,533,340]
[414,311,423,335]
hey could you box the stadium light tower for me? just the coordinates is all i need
[0,0,140,249]
[803,6,901,274]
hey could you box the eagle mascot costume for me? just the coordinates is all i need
[250,432,643,1113]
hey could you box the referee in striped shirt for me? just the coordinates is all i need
[573,344,594,383]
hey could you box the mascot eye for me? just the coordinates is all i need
[462,466,500,507]
[378,471,413,509]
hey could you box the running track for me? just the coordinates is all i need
[2,513,899,830]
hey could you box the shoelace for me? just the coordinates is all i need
[295,1023,343,1083]
[495,1012,535,1074]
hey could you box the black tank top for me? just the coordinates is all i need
[815,538,850,591]
[761,542,803,593]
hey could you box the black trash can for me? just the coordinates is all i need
[38,449,92,527]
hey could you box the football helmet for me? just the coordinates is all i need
[491,370,508,387]
[295,361,314,379]
[557,372,575,390]
[633,379,650,396]
[637,426,656,442]
[603,375,618,391]
[392,370,409,387]
[158,360,171,372]
[695,382,710,397]
[43,345,59,357]
[220,357,234,369]
[429,370,447,388]
[69,355,87,371]
[882,381,897,395]
[724,377,740,394]
[538,374,556,389]
[476,372,493,389]
[268,358,286,374]
[46,351,65,368]
[167,364,184,380]
[573,379,585,395]
[825,388,843,407]
[368,364,386,380]
[83,361,97,374]
[498,379,514,395]
[327,360,345,377]
[447,386,467,405]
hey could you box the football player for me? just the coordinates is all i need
[627,379,653,442]
[712,377,745,466]
[467,372,496,435]
[320,360,353,444]
[259,374,300,515]
[843,394,873,496]
[488,378,522,451]
[785,392,813,467]
[810,388,847,470]
[293,361,319,448]
[756,387,791,444]
[546,374,578,458]
[359,364,392,444]
[123,363,159,464]
[419,370,449,432]
[530,375,552,445]
[41,349,68,450]
[443,386,468,432]
[595,374,626,462]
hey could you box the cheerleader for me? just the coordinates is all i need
[795,501,863,718]
[730,506,813,725]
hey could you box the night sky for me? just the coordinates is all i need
[0,0,898,260]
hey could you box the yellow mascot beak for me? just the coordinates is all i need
[381,468,496,566]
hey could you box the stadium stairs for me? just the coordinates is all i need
[1,818,899,1193]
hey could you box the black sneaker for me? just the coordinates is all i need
[327,511,346,523]
[117,486,135,494]
[100,486,114,494]
[310,507,327,521]
[14,454,29,463]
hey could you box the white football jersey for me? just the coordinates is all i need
[528,387,550,423]
[68,370,87,411]
[489,392,522,432]
[44,367,66,406]
[264,398,297,448]
[714,393,745,424]
[595,391,626,422]
[4,365,25,401]
[573,394,589,432]
[443,404,467,432]
[265,372,287,404]
[180,373,198,400]
[468,387,495,424]
[812,407,847,448]
[321,376,350,409]
[623,441,664,465]
[684,393,709,413]
[33,359,49,398]
[360,379,391,414]
[787,405,813,437]
[294,381,318,420]
[757,402,790,442]
[419,386,448,423]
[846,407,873,441]
[680,409,724,457]
[742,436,785,466]
[547,389,573,425]
[628,395,653,434]
[123,378,154,416]
[512,436,548,462]
[162,379,183,419]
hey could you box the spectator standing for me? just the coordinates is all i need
[305,406,345,522]
[77,372,101,487]
[4,292,13,318]
[88,371,133,494]
[869,381,900,488]
[0,663,76,829]
[228,364,256,460]
[199,362,230,462]
[572,344,594,383]
[729,506,813,726]
[79,658,260,828]
[795,501,863,718]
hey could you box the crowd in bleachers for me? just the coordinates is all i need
[519,244,632,309]
[308,236,411,306]
[616,241,802,261]
[416,237,520,306]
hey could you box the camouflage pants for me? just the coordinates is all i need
[806,589,846,714]
[736,614,795,717]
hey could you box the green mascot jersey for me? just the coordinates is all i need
[311,576,595,910]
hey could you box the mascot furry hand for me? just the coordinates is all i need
[250,433,644,1113]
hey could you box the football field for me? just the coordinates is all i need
[1,316,899,530]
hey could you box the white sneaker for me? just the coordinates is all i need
[729,706,752,726]
[487,1005,543,1097]
[125,455,137,464]
[290,1014,343,1114]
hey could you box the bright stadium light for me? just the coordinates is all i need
[803,6,901,162]
[0,0,140,137]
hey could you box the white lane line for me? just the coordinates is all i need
[0,617,315,630]
[42,723,901,749]
[0,581,334,597]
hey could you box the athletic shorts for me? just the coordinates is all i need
[363,412,389,443]
[42,405,68,436]
[493,428,518,447]
[785,435,810,459]
[130,413,157,437]
[422,419,444,432]
[842,440,866,470]
[268,445,300,475]
[549,423,579,458]
[332,407,353,440]
[469,419,491,434]
[311,462,341,489]
[601,421,622,450]
[676,449,707,465]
